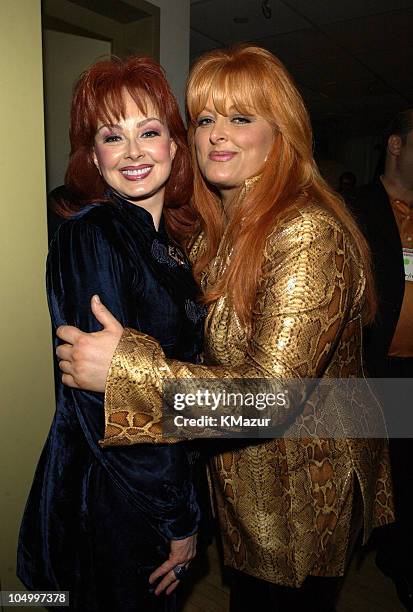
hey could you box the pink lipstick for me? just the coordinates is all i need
[208,151,236,162]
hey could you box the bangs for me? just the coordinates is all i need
[93,86,163,130]
[74,56,174,139]
[188,59,274,123]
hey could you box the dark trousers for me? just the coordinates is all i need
[229,571,342,612]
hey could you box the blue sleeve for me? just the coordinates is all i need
[47,211,199,540]
[47,214,134,330]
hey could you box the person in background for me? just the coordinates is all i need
[17,56,205,611]
[55,45,394,612]
[351,109,413,611]
[338,171,357,204]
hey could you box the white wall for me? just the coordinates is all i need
[43,30,111,189]
[151,0,190,112]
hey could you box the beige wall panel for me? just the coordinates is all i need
[43,0,188,111]
[42,0,159,63]
[0,0,54,595]
[43,29,111,189]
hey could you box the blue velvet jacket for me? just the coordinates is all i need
[17,194,204,611]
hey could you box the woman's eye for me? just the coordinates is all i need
[232,116,251,124]
[197,117,213,127]
[103,134,122,143]
[141,129,160,138]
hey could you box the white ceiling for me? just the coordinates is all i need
[190,0,413,135]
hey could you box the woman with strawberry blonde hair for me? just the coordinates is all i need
[56,45,394,610]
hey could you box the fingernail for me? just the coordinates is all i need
[93,294,101,304]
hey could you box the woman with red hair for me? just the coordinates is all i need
[17,56,204,611]
[55,46,394,610]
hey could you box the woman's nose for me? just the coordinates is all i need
[124,138,143,160]
[209,120,228,144]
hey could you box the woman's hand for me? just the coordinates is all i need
[56,295,123,392]
[149,534,197,596]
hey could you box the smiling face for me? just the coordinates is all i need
[194,96,275,202]
[92,91,177,212]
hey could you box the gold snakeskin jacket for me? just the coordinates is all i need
[102,201,394,587]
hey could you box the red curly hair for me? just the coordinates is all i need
[57,55,197,244]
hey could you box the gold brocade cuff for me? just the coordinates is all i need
[101,327,177,446]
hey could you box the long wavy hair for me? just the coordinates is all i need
[57,55,197,244]
[186,45,376,325]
